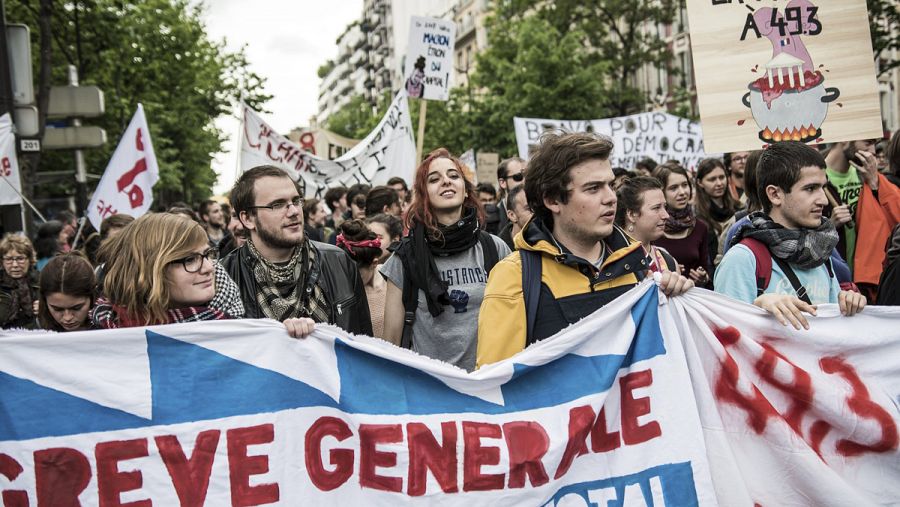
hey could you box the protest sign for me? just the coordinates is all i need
[404,17,456,101]
[1,281,896,505]
[0,114,23,205]
[288,127,358,161]
[476,152,499,185]
[515,112,713,171]
[241,91,416,198]
[685,0,882,153]
[86,104,158,230]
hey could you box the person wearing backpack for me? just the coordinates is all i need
[715,142,866,330]
[476,133,693,368]
[381,149,510,372]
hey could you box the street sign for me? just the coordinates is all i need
[19,139,40,152]
[43,126,107,149]
[6,24,34,106]
[47,86,105,118]
[12,106,38,137]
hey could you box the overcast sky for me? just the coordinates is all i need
[200,0,363,195]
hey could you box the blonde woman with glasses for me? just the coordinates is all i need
[91,213,315,338]
[91,213,244,328]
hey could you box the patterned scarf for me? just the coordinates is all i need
[735,211,839,269]
[91,298,228,328]
[246,238,330,322]
[665,204,696,234]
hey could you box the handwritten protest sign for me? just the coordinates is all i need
[241,91,416,198]
[514,112,713,171]
[1,282,896,505]
[685,0,882,153]
[288,127,358,161]
[404,17,456,101]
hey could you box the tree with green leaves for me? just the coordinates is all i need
[869,0,900,77]
[324,94,381,140]
[488,0,676,116]
[7,0,269,224]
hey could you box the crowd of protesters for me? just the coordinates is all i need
[1,130,899,372]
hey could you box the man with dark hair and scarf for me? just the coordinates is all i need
[715,142,866,330]
[222,165,372,336]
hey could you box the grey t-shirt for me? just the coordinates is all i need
[380,235,511,372]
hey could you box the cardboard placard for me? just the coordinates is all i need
[404,17,456,101]
[685,0,882,153]
[476,152,499,186]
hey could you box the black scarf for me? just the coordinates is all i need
[0,269,36,326]
[395,207,481,317]
[709,198,734,223]
[735,212,838,269]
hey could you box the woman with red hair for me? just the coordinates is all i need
[381,149,511,371]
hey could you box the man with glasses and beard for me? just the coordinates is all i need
[223,165,372,335]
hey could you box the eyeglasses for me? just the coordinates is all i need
[248,196,304,213]
[506,172,525,183]
[171,248,218,273]
[731,155,749,163]
[2,256,27,264]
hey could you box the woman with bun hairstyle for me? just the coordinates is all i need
[335,219,387,338]
[38,253,96,332]
[381,148,511,371]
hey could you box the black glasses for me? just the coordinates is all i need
[506,172,524,183]
[249,196,304,213]
[172,248,218,273]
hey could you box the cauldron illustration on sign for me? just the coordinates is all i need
[741,52,840,144]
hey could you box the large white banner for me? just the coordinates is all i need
[404,16,456,101]
[0,113,23,205]
[514,112,715,171]
[0,281,896,505]
[86,104,159,230]
[241,91,416,198]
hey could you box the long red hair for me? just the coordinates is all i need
[404,148,485,238]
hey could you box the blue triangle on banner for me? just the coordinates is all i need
[0,331,340,442]
[333,289,666,415]
[0,370,151,441]
[145,330,338,424]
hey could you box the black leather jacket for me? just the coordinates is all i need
[222,241,373,336]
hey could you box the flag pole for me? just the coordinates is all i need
[0,174,46,223]
[416,98,427,164]
[71,215,88,250]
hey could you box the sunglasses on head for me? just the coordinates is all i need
[506,172,524,182]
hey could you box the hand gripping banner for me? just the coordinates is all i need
[0,281,897,505]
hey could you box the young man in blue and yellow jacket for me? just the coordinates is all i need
[476,132,693,368]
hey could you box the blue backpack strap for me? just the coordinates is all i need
[521,249,542,347]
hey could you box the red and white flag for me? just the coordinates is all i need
[87,104,158,229]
